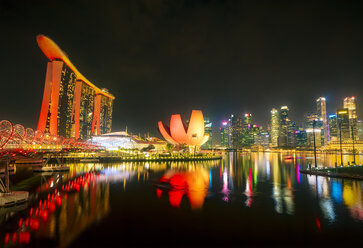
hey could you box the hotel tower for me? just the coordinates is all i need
[36,35,115,140]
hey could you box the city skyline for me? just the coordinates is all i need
[2,2,363,247]
[1,1,363,137]
[215,95,362,149]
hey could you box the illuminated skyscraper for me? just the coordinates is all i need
[304,112,320,129]
[316,97,328,143]
[270,108,279,148]
[241,113,254,147]
[230,114,243,149]
[337,108,350,141]
[357,120,363,140]
[254,131,270,148]
[278,106,290,147]
[305,111,324,145]
[219,121,229,148]
[306,129,322,148]
[36,35,115,139]
[243,113,252,129]
[99,93,114,134]
[328,114,338,141]
[276,106,296,148]
[294,129,307,148]
[343,96,357,139]
[344,96,357,120]
[79,82,95,139]
[202,117,212,149]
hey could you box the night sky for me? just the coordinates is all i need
[1,0,363,138]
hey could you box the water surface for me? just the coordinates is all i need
[1,152,363,247]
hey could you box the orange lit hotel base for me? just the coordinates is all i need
[36,35,114,139]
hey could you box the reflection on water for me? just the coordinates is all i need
[1,153,363,247]
[1,167,109,247]
[156,168,210,209]
[303,152,363,168]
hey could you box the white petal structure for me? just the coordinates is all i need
[158,110,209,146]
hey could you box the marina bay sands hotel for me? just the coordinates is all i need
[36,35,114,140]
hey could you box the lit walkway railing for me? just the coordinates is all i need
[0,119,102,161]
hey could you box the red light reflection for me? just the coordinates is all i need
[156,169,209,209]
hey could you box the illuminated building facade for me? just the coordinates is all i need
[79,82,95,139]
[316,97,328,142]
[337,108,350,141]
[270,108,279,147]
[91,131,166,151]
[305,112,324,145]
[287,121,296,147]
[278,106,290,147]
[343,96,357,139]
[294,129,307,148]
[306,128,321,148]
[304,112,320,129]
[344,96,357,120]
[324,140,363,152]
[230,114,243,149]
[100,93,113,134]
[253,131,270,148]
[202,117,212,149]
[358,120,363,140]
[328,114,338,141]
[243,113,252,129]
[241,113,254,147]
[219,121,229,148]
[36,35,114,139]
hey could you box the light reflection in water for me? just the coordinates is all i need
[320,199,335,222]
[222,170,229,202]
[1,153,363,247]
[156,167,210,209]
[244,168,253,207]
[1,162,156,247]
[2,169,107,247]
[306,168,363,222]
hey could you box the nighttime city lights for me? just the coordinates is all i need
[1,1,363,247]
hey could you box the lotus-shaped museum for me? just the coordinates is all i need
[158,110,209,146]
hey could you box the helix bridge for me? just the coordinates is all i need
[0,119,102,196]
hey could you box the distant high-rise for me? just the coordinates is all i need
[304,112,320,129]
[280,106,289,125]
[337,108,350,141]
[202,117,212,149]
[270,108,279,148]
[294,129,307,148]
[343,96,357,139]
[230,114,243,149]
[306,129,322,148]
[357,120,363,140]
[278,106,290,147]
[37,35,114,139]
[243,113,252,129]
[328,114,338,141]
[254,131,270,148]
[241,113,254,147]
[344,96,357,120]
[316,97,328,143]
[287,121,296,147]
[219,121,229,148]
